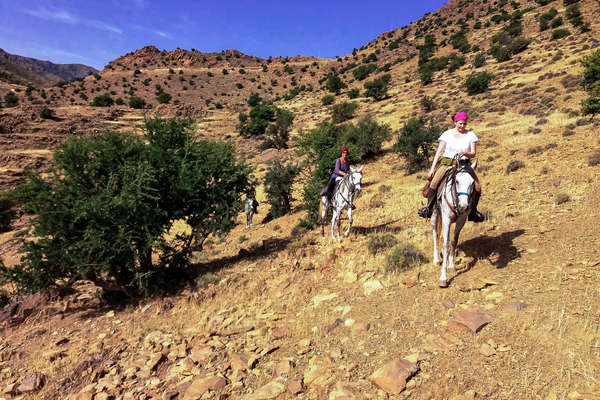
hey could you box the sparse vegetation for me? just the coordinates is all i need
[385,243,426,273]
[580,50,600,118]
[551,28,570,40]
[367,234,398,256]
[129,96,146,109]
[506,159,525,173]
[420,96,436,112]
[325,74,347,94]
[4,92,18,107]
[40,107,55,119]
[322,95,335,105]
[364,74,391,100]
[91,94,114,107]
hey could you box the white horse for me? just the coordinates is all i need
[244,196,256,228]
[431,159,477,287]
[320,166,363,241]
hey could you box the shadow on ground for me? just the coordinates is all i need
[460,229,525,270]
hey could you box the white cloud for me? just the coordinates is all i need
[133,25,173,39]
[25,7,122,34]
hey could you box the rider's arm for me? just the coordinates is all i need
[334,158,347,176]
[458,142,477,159]
[427,141,446,180]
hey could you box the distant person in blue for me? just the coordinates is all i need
[321,146,350,200]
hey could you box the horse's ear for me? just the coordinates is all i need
[471,160,477,170]
[358,165,364,172]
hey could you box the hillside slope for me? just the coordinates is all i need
[1,0,600,399]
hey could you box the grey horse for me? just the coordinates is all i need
[320,166,363,241]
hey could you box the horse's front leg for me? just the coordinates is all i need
[336,210,342,242]
[431,209,440,266]
[439,217,451,288]
[449,215,467,272]
[321,197,327,237]
[330,210,339,241]
[344,205,353,236]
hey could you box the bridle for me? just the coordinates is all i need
[443,157,473,216]
[334,172,361,206]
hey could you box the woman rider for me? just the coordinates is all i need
[321,146,350,199]
[418,112,484,222]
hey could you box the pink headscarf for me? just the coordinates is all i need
[453,112,468,122]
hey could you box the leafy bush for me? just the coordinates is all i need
[115,97,124,105]
[325,74,347,94]
[261,108,294,150]
[364,74,391,100]
[263,161,299,218]
[0,192,16,233]
[4,92,18,107]
[91,94,114,107]
[447,53,466,73]
[580,50,600,118]
[367,234,398,255]
[464,71,494,95]
[40,107,55,119]
[129,96,146,109]
[551,28,571,40]
[342,115,392,159]
[348,88,360,99]
[156,91,171,104]
[4,116,250,297]
[472,53,486,68]
[352,64,377,81]
[248,92,262,107]
[322,95,335,105]
[385,243,426,273]
[331,101,358,124]
[393,117,443,173]
[420,96,436,112]
[539,8,558,31]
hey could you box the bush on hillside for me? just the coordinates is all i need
[420,96,436,112]
[247,92,262,107]
[261,108,294,150]
[40,107,55,119]
[91,94,114,107]
[263,161,299,218]
[367,234,398,256]
[393,117,442,173]
[352,64,378,81]
[331,101,358,124]
[472,53,486,68]
[4,116,250,297]
[4,92,18,107]
[551,28,571,40]
[385,243,426,273]
[347,88,360,99]
[129,96,146,109]
[156,91,171,104]
[464,71,494,95]
[364,74,391,100]
[0,192,16,233]
[322,95,335,105]
[341,115,392,159]
[325,74,346,94]
[580,50,600,118]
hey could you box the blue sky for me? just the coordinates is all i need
[0,1,448,70]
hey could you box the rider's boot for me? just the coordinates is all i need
[468,190,485,222]
[418,194,435,219]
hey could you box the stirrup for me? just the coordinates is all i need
[468,210,485,223]
[418,206,431,218]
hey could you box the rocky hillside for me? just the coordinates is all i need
[1,0,600,398]
[0,48,98,84]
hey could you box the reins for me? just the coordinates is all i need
[441,157,473,216]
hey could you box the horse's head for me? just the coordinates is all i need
[349,165,363,195]
[454,164,475,213]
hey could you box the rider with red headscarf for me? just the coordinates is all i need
[321,146,350,199]
[418,112,484,222]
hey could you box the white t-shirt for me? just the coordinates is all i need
[439,128,478,159]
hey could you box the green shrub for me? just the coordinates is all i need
[341,115,391,159]
[352,64,377,81]
[420,96,436,112]
[0,192,16,232]
[263,161,299,218]
[40,107,55,119]
[367,234,398,255]
[551,17,563,28]
[129,96,146,109]
[91,94,114,107]
[551,28,571,40]
[464,71,494,95]
[322,95,335,105]
[348,88,360,99]
[248,92,262,107]
[385,243,426,273]
[156,91,172,104]
[4,116,251,297]
[472,53,486,68]
[4,92,18,107]
[364,74,391,100]
[261,108,294,150]
[580,50,600,118]
[325,74,347,94]
[331,101,358,123]
[393,117,443,173]
[115,97,124,105]
[447,53,466,73]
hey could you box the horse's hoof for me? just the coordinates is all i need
[439,280,448,288]
[448,266,456,273]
